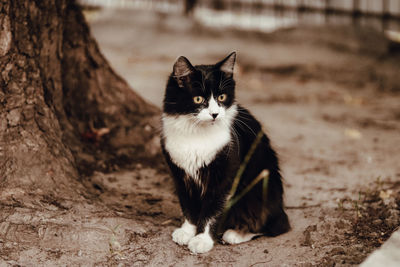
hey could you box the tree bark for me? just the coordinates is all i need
[0,0,160,202]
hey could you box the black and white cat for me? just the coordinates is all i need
[161,52,290,254]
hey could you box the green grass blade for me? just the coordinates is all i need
[227,130,264,199]
[229,169,270,208]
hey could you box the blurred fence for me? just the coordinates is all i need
[80,0,400,32]
[215,0,400,17]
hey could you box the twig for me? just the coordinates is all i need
[249,259,272,266]
[262,171,269,205]
[285,204,321,209]
[217,130,265,233]
[228,130,264,198]
[228,170,269,208]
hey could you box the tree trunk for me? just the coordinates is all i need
[0,0,160,202]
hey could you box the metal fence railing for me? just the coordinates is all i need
[200,0,400,18]
[80,0,400,32]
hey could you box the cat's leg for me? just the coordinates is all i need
[162,155,197,245]
[187,221,214,254]
[222,229,260,244]
[172,219,196,245]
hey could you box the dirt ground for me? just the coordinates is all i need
[1,7,400,266]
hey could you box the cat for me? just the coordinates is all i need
[161,52,290,254]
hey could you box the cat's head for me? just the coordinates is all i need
[163,52,237,125]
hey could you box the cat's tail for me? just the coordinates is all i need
[261,208,291,237]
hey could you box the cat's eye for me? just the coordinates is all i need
[193,96,204,104]
[218,94,227,102]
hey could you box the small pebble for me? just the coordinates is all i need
[372,219,382,225]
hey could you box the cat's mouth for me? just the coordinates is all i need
[196,117,220,125]
[208,119,223,126]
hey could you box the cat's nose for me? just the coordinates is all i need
[211,113,218,119]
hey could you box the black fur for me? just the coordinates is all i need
[161,53,290,240]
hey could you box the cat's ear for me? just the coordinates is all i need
[217,52,236,75]
[173,56,195,87]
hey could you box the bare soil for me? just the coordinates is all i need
[1,7,400,266]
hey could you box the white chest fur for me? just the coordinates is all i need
[162,114,233,179]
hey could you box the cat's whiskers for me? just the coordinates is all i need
[235,112,258,137]
[234,119,257,137]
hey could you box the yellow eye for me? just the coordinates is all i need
[193,96,204,104]
[218,94,227,102]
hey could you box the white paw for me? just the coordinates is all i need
[188,233,214,254]
[172,227,195,245]
[222,229,255,244]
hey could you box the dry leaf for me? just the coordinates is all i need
[344,128,362,139]
[379,190,392,200]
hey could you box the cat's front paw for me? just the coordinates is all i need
[187,233,214,254]
[172,227,195,245]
